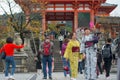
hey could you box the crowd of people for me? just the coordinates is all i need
[57,27,119,80]
[0,26,120,80]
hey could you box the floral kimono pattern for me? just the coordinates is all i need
[80,34,97,80]
[64,40,80,78]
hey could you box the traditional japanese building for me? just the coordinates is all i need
[14,0,117,32]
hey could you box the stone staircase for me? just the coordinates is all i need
[0,58,4,72]
[111,63,117,73]
[53,40,63,72]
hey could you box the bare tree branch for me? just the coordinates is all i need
[11,3,17,8]
[6,0,14,19]
[0,4,9,16]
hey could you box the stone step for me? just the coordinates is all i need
[54,69,63,72]
[111,65,117,73]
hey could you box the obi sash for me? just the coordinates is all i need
[85,41,93,48]
[72,46,80,52]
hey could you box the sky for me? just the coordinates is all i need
[0,0,120,16]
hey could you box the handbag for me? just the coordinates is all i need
[63,66,69,71]
[1,51,6,59]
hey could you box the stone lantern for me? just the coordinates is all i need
[13,33,28,72]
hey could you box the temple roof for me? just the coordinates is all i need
[98,3,117,14]
[14,0,116,15]
[101,3,117,7]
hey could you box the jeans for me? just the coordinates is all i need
[62,57,70,77]
[42,55,52,78]
[78,61,83,73]
[5,56,16,77]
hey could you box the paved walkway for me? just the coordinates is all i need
[0,72,117,80]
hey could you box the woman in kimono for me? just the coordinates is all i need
[64,33,80,80]
[80,28,98,80]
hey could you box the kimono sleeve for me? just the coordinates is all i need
[64,41,71,60]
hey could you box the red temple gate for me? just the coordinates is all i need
[14,0,117,32]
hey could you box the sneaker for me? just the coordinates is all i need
[66,74,70,77]
[106,77,110,80]
[70,78,74,80]
[49,76,52,80]
[70,78,76,80]
[9,76,15,80]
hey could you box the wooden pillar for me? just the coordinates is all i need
[72,20,74,32]
[90,9,95,25]
[74,9,78,32]
[42,11,46,32]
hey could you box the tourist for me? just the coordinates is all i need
[64,33,80,80]
[80,28,99,80]
[0,37,24,80]
[113,34,120,80]
[40,36,54,79]
[102,38,113,79]
[58,34,64,51]
[96,49,103,77]
[34,51,42,75]
[61,38,70,77]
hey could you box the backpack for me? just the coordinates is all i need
[102,44,111,58]
[43,42,51,55]
[1,51,6,59]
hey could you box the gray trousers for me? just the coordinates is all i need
[117,58,120,80]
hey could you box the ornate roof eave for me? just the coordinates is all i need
[98,3,117,13]
[47,0,106,4]
[14,0,109,14]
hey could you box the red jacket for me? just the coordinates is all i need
[0,43,24,56]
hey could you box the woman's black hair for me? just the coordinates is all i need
[84,28,90,31]
[107,38,112,43]
[6,37,14,43]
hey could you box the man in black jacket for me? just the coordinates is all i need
[102,38,112,79]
